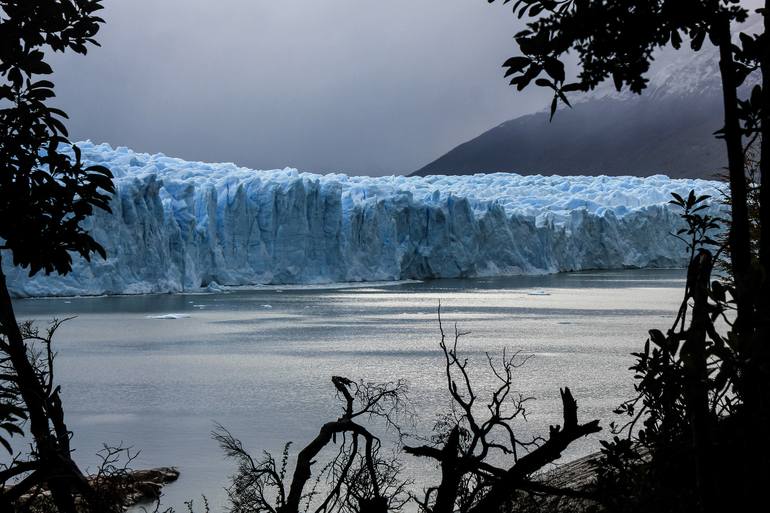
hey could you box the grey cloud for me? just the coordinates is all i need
[47,0,762,176]
[48,0,550,175]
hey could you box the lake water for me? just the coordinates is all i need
[9,270,685,511]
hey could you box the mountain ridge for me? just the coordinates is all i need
[411,94,727,179]
[410,25,766,179]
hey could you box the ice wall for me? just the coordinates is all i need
[4,142,723,297]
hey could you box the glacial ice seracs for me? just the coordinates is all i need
[3,142,723,297]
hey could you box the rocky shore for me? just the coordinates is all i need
[3,467,179,512]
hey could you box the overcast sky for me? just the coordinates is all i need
[47,0,553,175]
[47,0,762,176]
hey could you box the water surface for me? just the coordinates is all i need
[11,270,685,511]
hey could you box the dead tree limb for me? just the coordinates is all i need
[216,377,410,513]
[406,306,600,513]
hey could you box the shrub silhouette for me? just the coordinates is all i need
[0,2,115,511]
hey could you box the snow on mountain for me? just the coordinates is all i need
[581,14,762,103]
[3,142,723,297]
[580,44,723,103]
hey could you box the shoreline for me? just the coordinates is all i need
[11,267,687,300]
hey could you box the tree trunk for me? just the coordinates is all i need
[0,257,84,513]
[433,427,462,513]
[761,3,770,280]
[681,250,716,513]
[716,15,752,338]
[715,23,762,509]
[748,0,770,505]
[279,421,339,513]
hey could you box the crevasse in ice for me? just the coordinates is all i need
[4,142,723,297]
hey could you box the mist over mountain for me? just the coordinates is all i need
[412,35,750,180]
[412,95,726,179]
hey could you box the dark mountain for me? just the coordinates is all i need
[411,95,726,179]
[410,31,763,180]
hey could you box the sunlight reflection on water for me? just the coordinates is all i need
[11,269,685,511]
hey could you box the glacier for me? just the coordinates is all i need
[3,142,723,297]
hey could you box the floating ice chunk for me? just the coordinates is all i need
[527,290,551,296]
[146,313,192,320]
[205,282,224,293]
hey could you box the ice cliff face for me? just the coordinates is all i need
[3,142,723,297]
